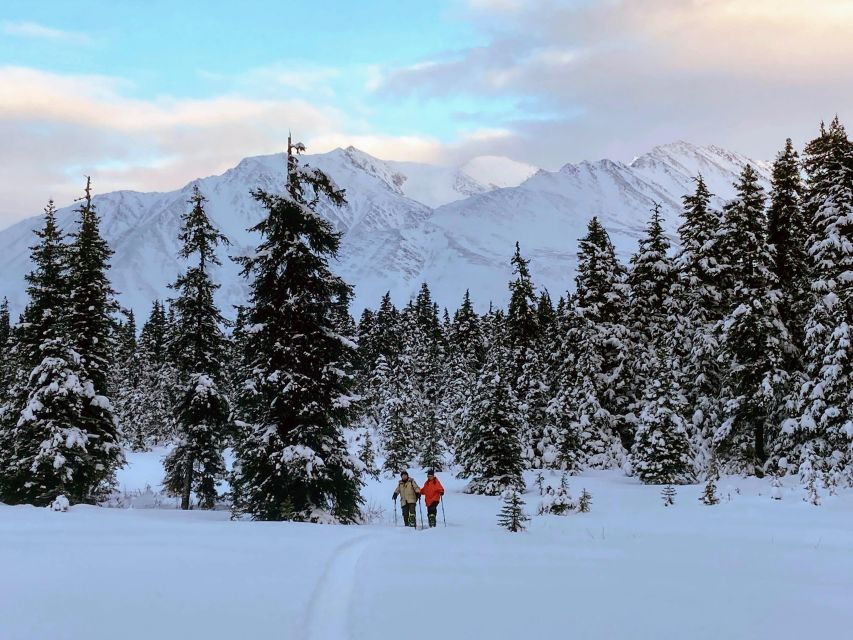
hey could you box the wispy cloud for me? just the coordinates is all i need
[379,0,853,166]
[1,20,91,45]
[0,65,494,225]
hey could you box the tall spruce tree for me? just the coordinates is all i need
[65,179,124,496]
[458,313,525,495]
[163,185,231,510]
[0,297,10,409]
[795,117,853,486]
[626,204,677,423]
[120,300,174,449]
[767,139,809,346]
[571,217,632,457]
[547,297,583,473]
[1,200,118,505]
[672,176,724,447]
[506,243,549,468]
[231,139,362,522]
[715,165,790,474]
[631,343,694,484]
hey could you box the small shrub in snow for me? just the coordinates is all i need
[535,471,545,495]
[577,488,592,513]
[770,474,783,501]
[49,495,70,512]
[661,485,676,506]
[700,479,720,506]
[498,489,529,532]
[359,500,386,525]
[537,486,574,516]
[805,474,821,506]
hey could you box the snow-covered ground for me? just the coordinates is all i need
[2,451,852,640]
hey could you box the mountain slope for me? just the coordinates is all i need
[0,142,768,319]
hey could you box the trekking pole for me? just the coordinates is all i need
[418,497,425,531]
[441,497,447,528]
[393,499,397,527]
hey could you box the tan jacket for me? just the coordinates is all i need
[393,478,420,505]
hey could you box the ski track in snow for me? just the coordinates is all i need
[303,534,374,640]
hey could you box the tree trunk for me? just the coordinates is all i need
[180,454,194,510]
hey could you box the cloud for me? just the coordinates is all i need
[0,66,476,226]
[379,0,853,167]
[1,20,90,45]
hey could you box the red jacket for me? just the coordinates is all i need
[421,476,445,506]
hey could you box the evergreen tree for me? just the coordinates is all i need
[661,485,676,506]
[569,218,632,459]
[437,294,480,453]
[631,344,694,485]
[715,165,790,474]
[795,117,853,486]
[577,488,592,513]
[0,298,9,360]
[356,428,380,480]
[507,242,540,372]
[0,298,11,412]
[626,204,677,427]
[1,201,115,505]
[231,140,362,522]
[65,179,124,494]
[377,355,417,474]
[162,185,231,510]
[498,489,529,532]
[671,176,725,446]
[123,300,174,448]
[627,204,675,347]
[547,300,583,473]
[767,139,809,347]
[458,319,525,495]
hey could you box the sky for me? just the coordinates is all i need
[1,0,852,226]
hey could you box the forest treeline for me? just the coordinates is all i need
[0,119,851,520]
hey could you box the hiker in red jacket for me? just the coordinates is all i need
[420,469,445,528]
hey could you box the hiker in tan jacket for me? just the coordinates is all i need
[392,470,420,527]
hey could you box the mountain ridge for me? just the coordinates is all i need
[0,142,770,319]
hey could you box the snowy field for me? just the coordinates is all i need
[2,450,852,640]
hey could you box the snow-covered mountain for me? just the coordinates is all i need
[0,142,769,319]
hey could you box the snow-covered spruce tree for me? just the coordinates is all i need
[546,297,583,473]
[405,287,448,471]
[458,313,525,495]
[631,343,694,485]
[671,176,725,445]
[577,488,592,513]
[231,141,362,522]
[356,428,380,480]
[498,489,529,532]
[661,485,676,506]
[767,138,809,349]
[715,165,790,475]
[0,202,106,505]
[626,204,676,417]
[506,244,551,468]
[120,300,174,449]
[795,117,853,486]
[0,297,11,413]
[378,354,418,475]
[436,289,483,451]
[568,218,632,463]
[764,139,809,466]
[0,297,9,361]
[65,179,124,498]
[162,185,230,510]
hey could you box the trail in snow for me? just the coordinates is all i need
[303,534,374,640]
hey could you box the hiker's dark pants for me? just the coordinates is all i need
[401,502,417,527]
[427,502,439,527]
